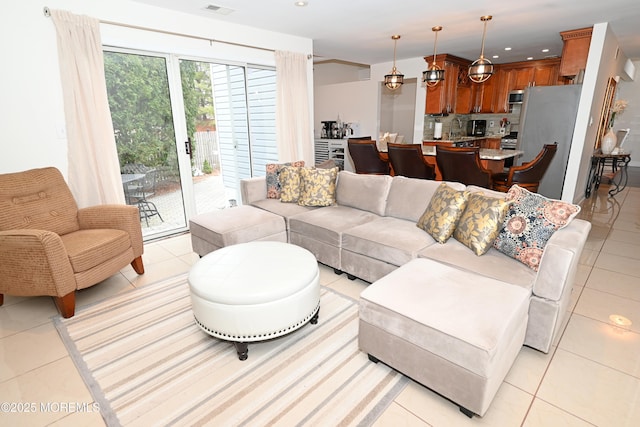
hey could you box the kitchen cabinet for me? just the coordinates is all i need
[559,27,592,78]
[470,69,499,113]
[425,54,471,115]
[494,58,562,113]
[505,59,562,91]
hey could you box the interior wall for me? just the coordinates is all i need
[615,60,640,164]
[0,0,313,176]
[379,78,417,143]
[371,57,428,145]
[313,61,370,86]
[563,22,632,203]
[313,80,378,139]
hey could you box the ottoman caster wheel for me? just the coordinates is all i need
[459,406,475,418]
[347,274,356,281]
[234,342,248,361]
[333,268,343,275]
[310,308,320,325]
[368,354,380,363]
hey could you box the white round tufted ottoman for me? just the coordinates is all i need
[188,241,320,360]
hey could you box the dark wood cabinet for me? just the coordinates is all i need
[559,27,592,78]
[425,54,471,115]
[493,58,563,113]
[470,70,498,113]
[427,56,563,115]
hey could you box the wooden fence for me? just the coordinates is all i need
[193,131,221,174]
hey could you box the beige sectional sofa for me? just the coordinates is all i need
[239,170,591,417]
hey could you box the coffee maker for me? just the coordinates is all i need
[321,121,339,139]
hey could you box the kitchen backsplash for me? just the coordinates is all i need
[423,113,520,140]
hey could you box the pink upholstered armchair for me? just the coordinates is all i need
[0,167,144,317]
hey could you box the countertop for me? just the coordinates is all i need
[418,146,523,160]
[423,135,504,144]
[381,146,522,160]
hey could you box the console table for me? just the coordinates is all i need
[585,150,631,198]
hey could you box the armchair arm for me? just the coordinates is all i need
[0,230,76,298]
[77,205,143,257]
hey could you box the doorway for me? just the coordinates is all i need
[104,50,278,241]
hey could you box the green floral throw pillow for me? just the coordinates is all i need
[454,192,511,256]
[417,183,470,243]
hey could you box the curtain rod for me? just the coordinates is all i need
[43,6,312,59]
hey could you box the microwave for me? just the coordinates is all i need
[508,90,524,104]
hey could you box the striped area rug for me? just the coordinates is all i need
[54,274,408,426]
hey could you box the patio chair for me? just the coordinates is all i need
[121,164,163,226]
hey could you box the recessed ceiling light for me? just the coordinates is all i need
[492,55,499,59]
[542,48,549,53]
[295,1,308,6]
[527,57,534,60]
[504,47,512,51]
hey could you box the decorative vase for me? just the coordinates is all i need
[601,128,617,155]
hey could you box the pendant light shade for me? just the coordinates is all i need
[384,35,404,90]
[423,26,445,87]
[468,15,494,83]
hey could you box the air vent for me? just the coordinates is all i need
[205,4,235,15]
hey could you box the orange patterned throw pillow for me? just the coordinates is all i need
[493,185,581,270]
[266,161,305,199]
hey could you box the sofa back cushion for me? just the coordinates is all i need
[335,171,392,216]
[0,167,80,235]
[386,176,466,222]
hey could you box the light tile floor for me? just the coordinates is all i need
[1,183,639,426]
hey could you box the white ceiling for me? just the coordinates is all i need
[134,0,640,65]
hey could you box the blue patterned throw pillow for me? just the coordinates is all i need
[493,185,580,270]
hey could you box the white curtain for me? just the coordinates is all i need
[51,10,125,207]
[275,51,313,164]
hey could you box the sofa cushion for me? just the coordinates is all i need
[298,167,339,207]
[61,229,131,273]
[417,183,470,243]
[250,198,317,228]
[359,258,530,378]
[385,176,466,222]
[454,192,510,256]
[265,161,304,199]
[289,205,380,247]
[279,166,303,203]
[342,217,437,267]
[418,238,536,290]
[493,185,581,271]
[335,171,393,216]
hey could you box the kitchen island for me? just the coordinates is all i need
[380,146,523,179]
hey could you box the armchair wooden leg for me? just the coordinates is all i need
[0,293,4,306]
[131,256,145,274]
[54,292,76,318]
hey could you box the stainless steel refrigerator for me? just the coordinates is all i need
[517,84,582,199]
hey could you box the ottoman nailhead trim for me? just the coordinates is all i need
[193,302,320,341]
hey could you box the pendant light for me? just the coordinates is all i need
[384,35,404,90]
[468,15,494,83]
[423,26,445,87]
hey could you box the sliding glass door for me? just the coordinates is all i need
[180,60,278,212]
[104,49,278,240]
